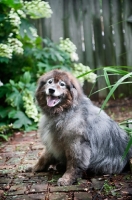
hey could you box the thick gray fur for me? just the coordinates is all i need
[38,96,132,184]
[31,70,132,186]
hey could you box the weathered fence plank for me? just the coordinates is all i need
[111,0,125,66]
[50,0,64,42]
[123,0,132,67]
[102,0,115,66]
[110,0,126,96]
[35,0,132,98]
[64,0,83,62]
[92,0,107,98]
[82,0,95,68]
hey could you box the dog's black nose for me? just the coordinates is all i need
[49,88,55,94]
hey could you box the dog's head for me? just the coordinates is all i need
[36,70,83,114]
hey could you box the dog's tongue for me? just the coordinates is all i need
[46,96,60,107]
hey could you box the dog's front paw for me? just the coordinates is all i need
[25,166,33,172]
[57,177,75,186]
[25,164,45,173]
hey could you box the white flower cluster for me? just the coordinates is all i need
[0,39,23,59]
[7,9,22,34]
[17,9,26,18]
[0,44,13,59]
[59,38,79,62]
[24,0,53,19]
[8,9,21,27]
[23,91,40,122]
[0,81,3,86]
[8,38,23,54]
[73,63,97,84]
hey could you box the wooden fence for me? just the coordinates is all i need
[35,0,132,98]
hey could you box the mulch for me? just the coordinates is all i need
[0,97,132,200]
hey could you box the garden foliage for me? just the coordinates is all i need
[0,0,97,139]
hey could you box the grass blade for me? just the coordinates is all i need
[100,72,132,111]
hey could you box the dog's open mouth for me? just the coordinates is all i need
[46,95,61,107]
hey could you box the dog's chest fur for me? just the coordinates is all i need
[38,96,132,173]
[38,107,85,160]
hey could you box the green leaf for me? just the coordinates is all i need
[8,109,17,118]
[6,88,23,109]
[19,19,36,39]
[0,134,8,141]
[0,57,9,63]
[0,85,7,98]
[12,111,32,129]
[101,72,132,111]
[24,123,38,132]
[0,106,12,118]
[37,62,46,69]
[104,69,111,90]
[20,72,31,84]
[122,136,132,159]
[9,79,15,86]
[1,0,22,9]
[18,81,24,89]
[103,68,114,98]
[89,81,132,97]
[103,66,129,76]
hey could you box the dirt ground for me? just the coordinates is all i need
[0,97,132,200]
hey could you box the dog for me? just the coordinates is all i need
[29,69,132,186]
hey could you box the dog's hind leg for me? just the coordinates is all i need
[26,150,56,172]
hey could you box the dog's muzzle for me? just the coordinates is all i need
[46,88,61,107]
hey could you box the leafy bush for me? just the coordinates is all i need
[0,0,48,136]
[0,0,97,139]
[0,72,38,131]
[0,37,97,135]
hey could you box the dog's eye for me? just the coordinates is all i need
[59,81,66,87]
[47,79,53,84]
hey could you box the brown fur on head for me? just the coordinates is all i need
[36,69,83,114]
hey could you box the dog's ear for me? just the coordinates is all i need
[70,84,78,102]
[69,82,83,106]
[67,73,83,105]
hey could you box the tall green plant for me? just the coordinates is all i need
[102,67,132,154]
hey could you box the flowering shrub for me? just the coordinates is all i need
[0,44,13,59]
[0,0,97,136]
[23,91,40,123]
[24,0,52,19]
[0,72,38,131]
[73,63,97,84]
[0,0,52,60]
[8,38,23,54]
[59,38,97,84]
[59,38,79,62]
[8,8,21,29]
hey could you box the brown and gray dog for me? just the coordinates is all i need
[29,69,132,186]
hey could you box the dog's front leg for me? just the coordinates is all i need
[57,149,83,186]
[57,140,91,186]
[57,165,82,186]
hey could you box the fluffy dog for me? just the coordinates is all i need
[30,69,132,186]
